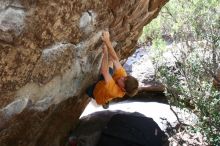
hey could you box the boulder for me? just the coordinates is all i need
[76,101,198,146]
[0,0,168,145]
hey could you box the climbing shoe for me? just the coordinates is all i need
[102,102,109,109]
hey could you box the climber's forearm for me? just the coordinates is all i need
[100,45,109,75]
[104,39,119,62]
[100,45,112,83]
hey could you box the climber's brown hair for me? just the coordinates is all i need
[124,75,139,97]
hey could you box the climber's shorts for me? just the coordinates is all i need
[86,68,114,99]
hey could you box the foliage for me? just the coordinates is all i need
[157,47,220,145]
[139,0,220,145]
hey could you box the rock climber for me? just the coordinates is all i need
[86,31,139,108]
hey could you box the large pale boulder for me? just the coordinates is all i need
[0,0,168,145]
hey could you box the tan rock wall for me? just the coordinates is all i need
[0,0,168,145]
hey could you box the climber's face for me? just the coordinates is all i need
[116,77,126,90]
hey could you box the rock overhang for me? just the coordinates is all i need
[0,0,168,145]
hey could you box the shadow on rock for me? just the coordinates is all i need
[67,110,169,146]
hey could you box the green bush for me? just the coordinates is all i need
[139,0,220,145]
[157,50,220,145]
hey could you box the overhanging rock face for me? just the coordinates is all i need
[0,0,168,145]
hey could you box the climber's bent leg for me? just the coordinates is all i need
[86,68,114,99]
[86,83,96,99]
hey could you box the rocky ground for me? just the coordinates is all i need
[78,100,206,146]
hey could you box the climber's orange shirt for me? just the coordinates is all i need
[93,67,127,105]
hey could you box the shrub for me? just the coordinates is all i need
[140,0,220,145]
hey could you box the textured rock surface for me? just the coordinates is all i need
[213,65,220,90]
[0,0,168,145]
[74,110,152,146]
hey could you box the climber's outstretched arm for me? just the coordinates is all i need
[102,31,123,70]
[100,44,112,83]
